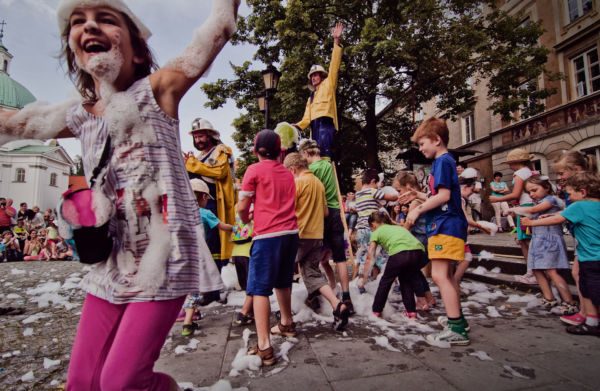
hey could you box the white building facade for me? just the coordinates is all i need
[0,140,73,211]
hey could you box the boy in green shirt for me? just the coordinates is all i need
[367,211,425,319]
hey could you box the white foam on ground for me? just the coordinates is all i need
[11,268,26,275]
[43,358,61,369]
[373,336,401,352]
[22,312,52,324]
[21,371,34,382]
[23,328,33,337]
[174,338,201,355]
[469,351,493,361]
[277,340,295,362]
[503,365,533,379]
[487,306,502,318]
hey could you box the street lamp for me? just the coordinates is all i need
[258,64,281,129]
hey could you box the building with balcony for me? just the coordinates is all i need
[418,0,600,218]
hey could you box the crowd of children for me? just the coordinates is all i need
[2,1,599,387]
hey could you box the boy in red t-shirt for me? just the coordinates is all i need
[238,129,299,366]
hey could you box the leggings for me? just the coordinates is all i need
[67,293,185,391]
[372,250,426,313]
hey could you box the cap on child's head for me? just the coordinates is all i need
[254,129,281,159]
[190,178,214,199]
[57,0,152,39]
[460,167,478,179]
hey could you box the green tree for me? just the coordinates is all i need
[202,0,556,190]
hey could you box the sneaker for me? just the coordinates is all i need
[541,298,558,309]
[566,323,600,337]
[437,316,471,332]
[181,322,199,337]
[234,312,254,326]
[510,227,517,234]
[426,328,470,346]
[557,302,579,316]
[515,272,538,285]
[560,312,586,326]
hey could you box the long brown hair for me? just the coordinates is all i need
[59,12,158,101]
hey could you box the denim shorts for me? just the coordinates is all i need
[246,233,299,296]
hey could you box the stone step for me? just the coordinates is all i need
[469,242,576,260]
[464,268,578,297]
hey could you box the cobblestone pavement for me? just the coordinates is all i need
[2,261,600,391]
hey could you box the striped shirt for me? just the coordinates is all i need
[355,187,385,230]
[66,77,221,304]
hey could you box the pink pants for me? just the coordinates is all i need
[67,293,185,391]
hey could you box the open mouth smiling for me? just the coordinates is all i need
[83,40,110,53]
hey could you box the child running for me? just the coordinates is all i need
[0,0,239,388]
[239,129,299,366]
[180,179,233,337]
[406,118,469,346]
[284,153,350,330]
[522,172,600,336]
[367,212,426,319]
[517,176,577,312]
[355,168,398,292]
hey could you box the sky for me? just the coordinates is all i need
[0,0,258,160]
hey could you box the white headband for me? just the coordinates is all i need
[57,0,152,40]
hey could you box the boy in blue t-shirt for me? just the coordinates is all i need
[522,172,600,337]
[180,178,233,336]
[404,117,469,346]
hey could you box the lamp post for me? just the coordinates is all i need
[258,64,281,129]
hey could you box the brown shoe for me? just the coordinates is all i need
[270,321,297,337]
[257,346,276,366]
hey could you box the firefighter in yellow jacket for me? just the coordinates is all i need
[295,22,344,159]
[185,118,235,267]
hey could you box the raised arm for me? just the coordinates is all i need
[151,0,240,118]
[0,99,78,145]
[328,22,344,89]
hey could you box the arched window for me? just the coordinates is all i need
[15,168,25,183]
[50,173,57,187]
[530,153,549,175]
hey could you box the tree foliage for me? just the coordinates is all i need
[202,0,556,191]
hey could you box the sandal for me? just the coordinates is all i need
[333,302,350,331]
[181,322,199,337]
[248,345,276,366]
[270,321,297,337]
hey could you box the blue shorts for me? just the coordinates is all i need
[247,233,299,296]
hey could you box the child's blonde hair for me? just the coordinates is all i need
[283,152,308,170]
[410,117,449,146]
[553,151,597,172]
[565,172,600,198]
